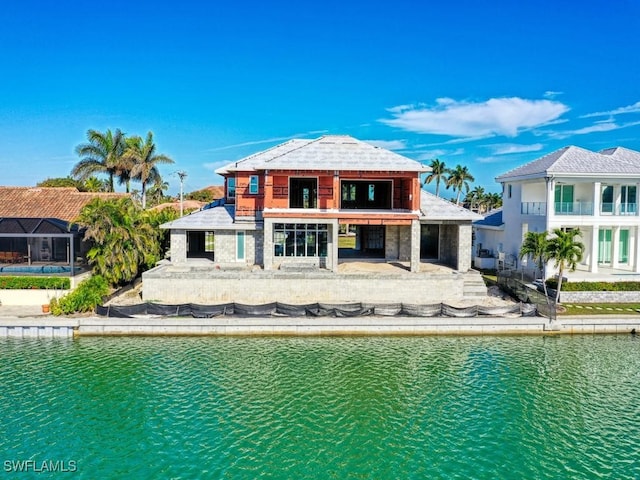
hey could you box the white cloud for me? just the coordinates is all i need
[544,91,564,99]
[206,130,329,152]
[488,143,544,155]
[380,97,569,137]
[582,101,640,118]
[364,139,407,150]
[475,156,510,164]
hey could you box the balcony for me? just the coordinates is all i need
[554,201,594,215]
[600,203,638,215]
[521,202,547,216]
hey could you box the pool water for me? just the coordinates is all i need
[1,336,639,479]
[0,265,75,274]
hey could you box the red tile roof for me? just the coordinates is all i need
[0,187,129,222]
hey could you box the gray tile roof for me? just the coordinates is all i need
[496,145,640,182]
[216,135,429,174]
[160,205,251,230]
[419,190,483,221]
[473,209,503,228]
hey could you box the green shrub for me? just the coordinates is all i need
[51,275,109,315]
[545,280,640,292]
[0,276,70,290]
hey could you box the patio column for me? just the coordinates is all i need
[590,225,599,273]
[593,182,601,218]
[170,229,187,263]
[263,219,274,271]
[612,225,620,269]
[410,219,420,272]
[635,226,640,272]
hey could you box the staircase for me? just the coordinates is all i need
[462,271,488,301]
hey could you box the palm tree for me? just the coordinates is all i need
[147,180,169,206]
[546,228,585,303]
[446,164,475,205]
[74,197,161,286]
[519,231,551,297]
[123,131,174,209]
[467,186,486,212]
[73,129,126,192]
[424,159,448,197]
[485,192,502,211]
[83,176,106,192]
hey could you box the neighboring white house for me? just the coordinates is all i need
[488,145,640,278]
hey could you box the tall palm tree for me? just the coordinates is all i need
[519,231,551,297]
[123,131,174,209]
[546,228,585,303]
[424,159,448,197]
[73,129,126,192]
[446,164,475,205]
[468,186,486,212]
[485,192,502,211]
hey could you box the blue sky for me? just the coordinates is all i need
[1,0,640,197]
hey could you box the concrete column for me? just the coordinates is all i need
[593,182,601,218]
[263,219,273,270]
[171,229,187,263]
[457,223,472,272]
[330,220,339,273]
[590,225,599,273]
[410,220,421,272]
[632,226,640,273]
[612,226,620,269]
[546,178,554,231]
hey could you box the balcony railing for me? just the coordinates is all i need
[521,202,547,215]
[601,203,638,215]
[554,202,593,215]
[521,201,637,216]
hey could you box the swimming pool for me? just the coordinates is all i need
[0,265,77,274]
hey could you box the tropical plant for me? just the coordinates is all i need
[37,177,84,189]
[72,128,127,192]
[148,180,170,206]
[446,164,475,205]
[83,176,108,192]
[73,197,163,286]
[485,192,502,211]
[466,186,486,212]
[122,131,174,209]
[50,275,109,315]
[546,228,585,303]
[424,158,448,197]
[519,231,551,298]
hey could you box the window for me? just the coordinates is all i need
[236,231,245,260]
[289,178,317,208]
[620,229,629,263]
[227,177,236,199]
[621,185,637,215]
[273,223,328,257]
[601,185,613,214]
[555,184,574,214]
[508,184,512,198]
[249,175,259,194]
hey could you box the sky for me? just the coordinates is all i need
[1,0,640,197]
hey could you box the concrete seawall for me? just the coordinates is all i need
[1,313,639,337]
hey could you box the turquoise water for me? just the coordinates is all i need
[1,336,639,479]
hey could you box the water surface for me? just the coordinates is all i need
[1,336,639,479]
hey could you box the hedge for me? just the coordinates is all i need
[0,276,70,290]
[546,280,640,292]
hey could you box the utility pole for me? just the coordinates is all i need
[177,171,187,216]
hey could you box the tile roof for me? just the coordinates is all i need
[495,145,640,182]
[473,208,503,228]
[419,190,483,221]
[160,205,248,230]
[0,187,128,222]
[216,135,429,174]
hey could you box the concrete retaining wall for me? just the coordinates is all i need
[142,266,475,304]
[0,289,68,306]
[560,291,640,303]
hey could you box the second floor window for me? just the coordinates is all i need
[227,177,236,198]
[249,175,259,194]
[290,178,317,208]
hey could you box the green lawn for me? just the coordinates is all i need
[559,303,640,315]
